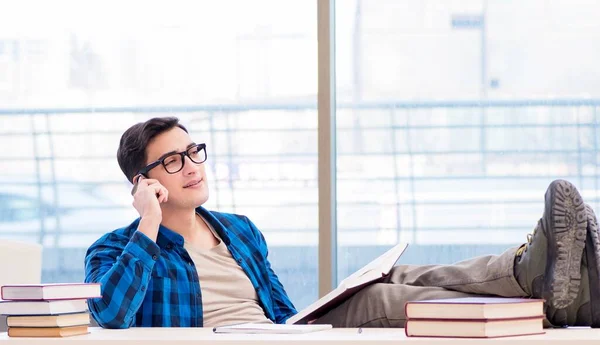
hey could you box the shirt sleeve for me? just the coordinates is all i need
[84,230,160,328]
[244,216,298,324]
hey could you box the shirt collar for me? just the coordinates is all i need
[155,206,231,248]
[196,206,231,245]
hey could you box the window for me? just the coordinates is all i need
[0,0,318,310]
[1,0,599,310]
[335,0,600,280]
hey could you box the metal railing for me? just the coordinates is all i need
[0,99,599,246]
[2,98,599,308]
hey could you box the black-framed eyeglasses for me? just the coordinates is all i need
[137,143,207,177]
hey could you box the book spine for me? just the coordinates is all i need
[403,332,545,339]
[6,296,102,301]
[404,316,544,322]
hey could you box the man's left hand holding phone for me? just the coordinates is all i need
[131,174,169,242]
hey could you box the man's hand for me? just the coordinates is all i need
[132,176,168,241]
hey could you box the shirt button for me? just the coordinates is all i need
[141,286,146,292]
[166,244,173,250]
[236,258,242,264]
[152,255,158,260]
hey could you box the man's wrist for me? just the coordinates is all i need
[138,216,161,241]
[141,213,161,224]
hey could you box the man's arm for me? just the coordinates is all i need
[84,230,160,329]
[244,217,298,324]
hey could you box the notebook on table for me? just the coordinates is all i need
[213,323,332,334]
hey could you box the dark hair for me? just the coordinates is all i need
[117,116,188,182]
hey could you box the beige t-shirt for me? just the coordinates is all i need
[184,222,273,328]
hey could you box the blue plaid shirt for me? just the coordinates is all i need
[84,206,297,328]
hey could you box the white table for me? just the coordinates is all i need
[1,327,600,344]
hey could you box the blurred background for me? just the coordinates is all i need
[1,0,599,310]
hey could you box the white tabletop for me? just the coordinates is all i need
[1,327,600,344]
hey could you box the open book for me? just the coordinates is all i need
[286,242,408,325]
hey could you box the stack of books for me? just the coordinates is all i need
[0,283,101,337]
[404,297,545,338]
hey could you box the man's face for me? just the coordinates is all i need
[143,127,209,209]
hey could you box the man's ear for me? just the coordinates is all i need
[132,173,149,183]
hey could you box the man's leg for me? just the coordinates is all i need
[381,247,526,297]
[383,180,588,305]
[313,284,478,328]
[316,180,600,327]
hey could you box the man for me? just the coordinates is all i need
[85,116,600,329]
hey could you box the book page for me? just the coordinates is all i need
[339,243,408,288]
[286,242,408,325]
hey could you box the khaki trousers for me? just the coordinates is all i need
[314,247,528,327]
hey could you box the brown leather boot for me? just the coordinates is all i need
[514,180,587,309]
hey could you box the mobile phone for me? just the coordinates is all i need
[131,174,144,196]
[131,175,162,199]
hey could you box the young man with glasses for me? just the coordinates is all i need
[85,117,600,329]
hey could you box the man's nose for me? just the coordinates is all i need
[182,155,198,174]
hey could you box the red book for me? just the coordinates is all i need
[1,283,101,301]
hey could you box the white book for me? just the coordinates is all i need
[213,323,333,334]
[0,299,88,316]
[286,242,408,325]
[1,283,101,301]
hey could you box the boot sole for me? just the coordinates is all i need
[584,204,600,327]
[543,180,587,309]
